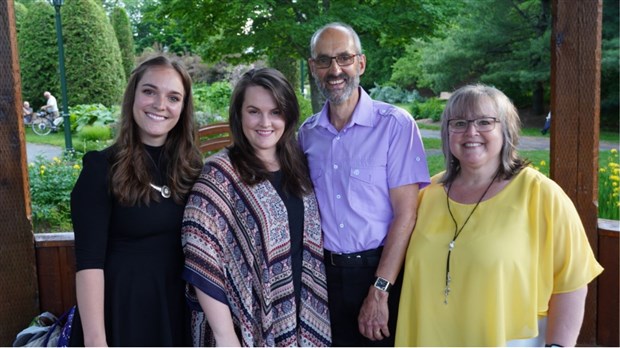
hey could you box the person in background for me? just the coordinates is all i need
[69,55,203,346]
[298,22,430,346]
[541,111,552,135]
[41,91,59,118]
[23,101,33,125]
[182,68,331,347]
[396,84,603,346]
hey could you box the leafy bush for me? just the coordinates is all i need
[29,155,81,232]
[70,104,119,132]
[62,0,125,106]
[599,149,620,220]
[410,98,446,122]
[110,6,135,79]
[369,84,422,104]
[297,92,313,127]
[17,1,60,107]
[193,82,232,125]
[79,125,112,141]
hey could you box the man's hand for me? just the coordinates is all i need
[358,286,390,341]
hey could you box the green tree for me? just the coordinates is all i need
[110,6,135,78]
[17,1,60,108]
[393,0,551,112]
[159,0,455,112]
[13,1,28,36]
[62,0,126,106]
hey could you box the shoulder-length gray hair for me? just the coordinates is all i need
[439,84,529,185]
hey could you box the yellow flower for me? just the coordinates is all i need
[540,160,546,166]
[73,164,81,170]
[611,148,617,154]
[534,166,540,171]
[610,175,620,182]
[609,162,619,168]
[39,165,46,170]
[600,168,607,173]
[613,182,618,187]
[39,170,45,175]
[53,157,61,164]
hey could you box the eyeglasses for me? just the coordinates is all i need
[312,54,360,69]
[448,117,499,133]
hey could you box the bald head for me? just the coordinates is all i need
[310,22,362,58]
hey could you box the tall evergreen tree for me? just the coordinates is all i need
[17,1,60,108]
[110,6,135,79]
[62,0,125,106]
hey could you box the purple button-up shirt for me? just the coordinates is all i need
[298,88,430,253]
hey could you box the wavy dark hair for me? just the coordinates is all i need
[440,84,529,185]
[110,55,203,206]
[228,68,312,197]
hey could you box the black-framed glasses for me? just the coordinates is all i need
[448,117,499,133]
[312,54,360,69]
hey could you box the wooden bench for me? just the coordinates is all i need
[198,122,232,155]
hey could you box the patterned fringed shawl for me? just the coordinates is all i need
[182,152,331,347]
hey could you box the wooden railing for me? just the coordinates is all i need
[34,219,619,346]
[198,122,232,155]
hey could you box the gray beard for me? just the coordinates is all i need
[315,73,360,105]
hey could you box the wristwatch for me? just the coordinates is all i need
[373,276,392,293]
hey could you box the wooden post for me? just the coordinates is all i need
[550,0,602,345]
[0,1,40,345]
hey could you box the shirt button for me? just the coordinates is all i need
[339,223,344,228]
[336,194,341,199]
[333,164,339,169]
[416,156,421,161]
[353,169,360,175]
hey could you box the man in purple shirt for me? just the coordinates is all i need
[298,22,430,346]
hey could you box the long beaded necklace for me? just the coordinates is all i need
[146,148,171,199]
[444,171,498,304]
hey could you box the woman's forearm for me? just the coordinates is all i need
[75,269,108,347]
[546,286,588,346]
[195,287,241,347]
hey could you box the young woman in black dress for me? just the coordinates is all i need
[69,55,203,346]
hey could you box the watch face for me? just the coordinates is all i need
[375,277,388,290]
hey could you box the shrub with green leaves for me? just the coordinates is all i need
[598,149,620,220]
[17,1,59,107]
[71,103,119,132]
[193,82,232,125]
[410,98,446,122]
[369,84,422,104]
[29,155,81,232]
[110,6,135,79]
[62,0,126,106]
[79,125,112,141]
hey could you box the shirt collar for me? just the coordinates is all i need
[315,87,374,130]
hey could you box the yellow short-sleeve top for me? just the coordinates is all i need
[395,167,603,346]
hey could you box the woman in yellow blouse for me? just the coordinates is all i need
[395,84,603,347]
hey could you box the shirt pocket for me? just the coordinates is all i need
[348,164,390,218]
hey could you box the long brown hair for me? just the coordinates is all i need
[228,68,312,197]
[111,55,203,206]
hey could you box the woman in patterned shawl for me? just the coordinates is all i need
[182,68,331,347]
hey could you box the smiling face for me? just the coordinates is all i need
[310,27,365,105]
[132,66,185,146]
[241,85,286,162]
[448,96,503,172]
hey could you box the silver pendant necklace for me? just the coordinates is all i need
[146,148,171,199]
[444,171,498,304]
